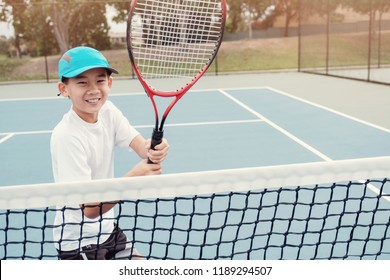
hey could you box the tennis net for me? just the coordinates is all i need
[1,156,390,260]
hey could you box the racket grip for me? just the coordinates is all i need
[147,129,164,164]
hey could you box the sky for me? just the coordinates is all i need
[0,22,14,38]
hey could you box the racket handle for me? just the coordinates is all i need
[147,129,164,164]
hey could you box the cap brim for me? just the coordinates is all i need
[62,65,119,79]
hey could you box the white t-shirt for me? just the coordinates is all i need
[50,100,139,251]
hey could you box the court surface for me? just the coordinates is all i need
[0,72,389,259]
[1,73,390,186]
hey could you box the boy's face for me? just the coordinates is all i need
[58,68,112,123]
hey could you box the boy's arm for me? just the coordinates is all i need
[80,135,169,219]
[81,201,118,219]
[81,158,164,219]
[130,134,149,159]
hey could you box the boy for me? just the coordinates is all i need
[51,46,169,259]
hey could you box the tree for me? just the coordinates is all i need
[276,0,300,36]
[48,0,71,53]
[109,0,130,24]
[342,0,390,66]
[342,0,390,22]
[67,2,111,50]
[22,1,58,56]
[226,0,244,32]
[49,0,110,53]
[278,0,340,37]
[0,0,113,54]
[342,0,390,14]
[52,0,111,52]
[1,0,27,57]
[225,0,274,33]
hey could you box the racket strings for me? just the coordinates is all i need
[129,0,224,85]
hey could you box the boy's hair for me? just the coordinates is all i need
[58,46,118,82]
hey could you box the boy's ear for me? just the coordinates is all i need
[108,76,113,88]
[58,82,69,98]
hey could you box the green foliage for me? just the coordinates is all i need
[22,3,58,56]
[68,2,111,50]
[109,1,130,23]
[1,0,112,54]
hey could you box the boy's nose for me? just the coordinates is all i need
[87,87,100,94]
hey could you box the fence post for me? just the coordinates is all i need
[298,0,301,72]
[326,0,330,75]
[367,0,373,82]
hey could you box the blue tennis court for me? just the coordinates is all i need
[1,85,390,185]
[1,75,390,259]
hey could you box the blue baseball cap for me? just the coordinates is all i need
[58,46,118,81]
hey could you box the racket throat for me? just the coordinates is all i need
[159,116,168,132]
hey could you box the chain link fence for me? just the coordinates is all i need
[298,0,390,85]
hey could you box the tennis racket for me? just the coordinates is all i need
[127,0,226,163]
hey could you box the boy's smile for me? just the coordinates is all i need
[85,98,101,104]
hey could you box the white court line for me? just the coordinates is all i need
[0,88,225,102]
[0,133,15,144]
[218,89,333,162]
[267,86,390,134]
[268,86,390,199]
[219,88,389,201]
[366,180,390,203]
[0,119,263,137]
[1,87,389,200]
[0,130,52,137]
[164,119,263,128]
[1,84,389,133]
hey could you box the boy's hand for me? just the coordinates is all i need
[146,138,169,163]
[125,159,162,177]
